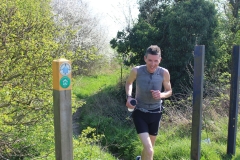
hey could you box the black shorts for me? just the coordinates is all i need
[132,107,162,136]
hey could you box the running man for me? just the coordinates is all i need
[125,45,172,160]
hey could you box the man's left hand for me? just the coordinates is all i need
[150,90,161,100]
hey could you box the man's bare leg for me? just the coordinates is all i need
[138,133,157,160]
[149,135,157,146]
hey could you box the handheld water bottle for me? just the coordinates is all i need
[128,99,136,112]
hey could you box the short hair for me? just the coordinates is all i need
[145,45,161,57]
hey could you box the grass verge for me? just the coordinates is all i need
[73,68,240,160]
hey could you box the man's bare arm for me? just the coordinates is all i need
[125,67,137,96]
[125,67,137,109]
[161,68,172,99]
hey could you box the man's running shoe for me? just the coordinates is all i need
[136,156,141,160]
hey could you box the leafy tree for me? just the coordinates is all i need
[0,0,75,158]
[51,0,111,75]
[111,0,218,92]
[0,0,116,158]
[212,0,240,74]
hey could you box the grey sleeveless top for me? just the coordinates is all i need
[135,65,164,110]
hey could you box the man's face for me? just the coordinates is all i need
[144,54,161,73]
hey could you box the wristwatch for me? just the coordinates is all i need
[126,95,132,100]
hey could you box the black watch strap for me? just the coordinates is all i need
[126,95,132,100]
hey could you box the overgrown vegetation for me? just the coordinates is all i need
[110,0,219,93]
[1,0,240,159]
[73,66,240,160]
[0,0,59,158]
[0,0,113,159]
[43,127,116,160]
[110,0,239,93]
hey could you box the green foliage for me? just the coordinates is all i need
[39,126,115,160]
[73,67,129,99]
[74,69,140,159]
[0,0,121,158]
[165,0,218,77]
[75,69,240,160]
[80,111,137,159]
[73,127,114,160]
[0,0,58,158]
[211,0,240,74]
[0,0,80,158]
[72,47,105,76]
[152,116,240,160]
[111,0,219,93]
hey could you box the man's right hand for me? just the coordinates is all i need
[126,97,137,110]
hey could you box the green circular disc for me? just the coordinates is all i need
[60,76,71,88]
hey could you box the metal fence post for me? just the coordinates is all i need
[227,45,240,156]
[191,45,205,160]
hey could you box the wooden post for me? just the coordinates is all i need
[52,58,73,160]
[227,45,240,156]
[191,45,205,160]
